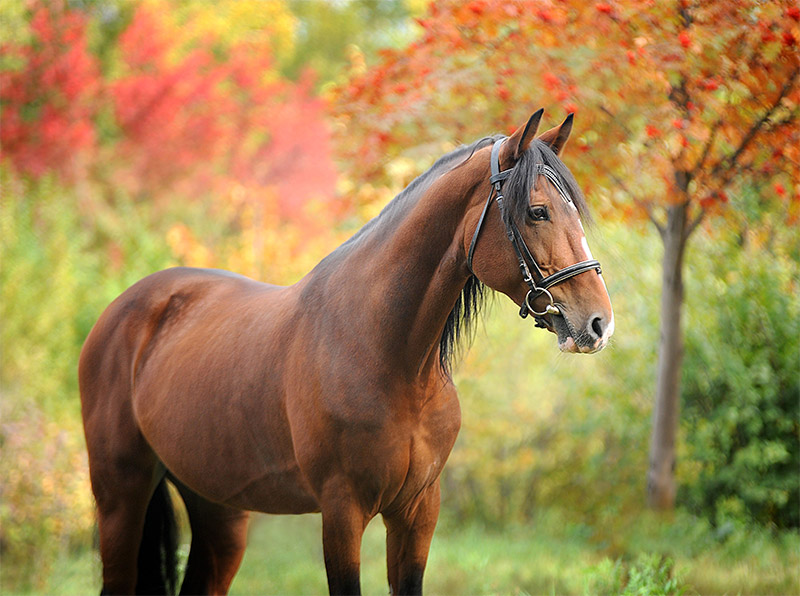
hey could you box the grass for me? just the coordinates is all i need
[19,509,799,595]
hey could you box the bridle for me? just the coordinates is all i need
[466,139,602,322]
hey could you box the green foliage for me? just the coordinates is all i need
[283,0,414,85]
[680,228,800,528]
[20,511,800,595]
[0,0,32,57]
[443,221,660,536]
[443,213,799,540]
[0,170,174,591]
[0,171,173,415]
[584,554,686,596]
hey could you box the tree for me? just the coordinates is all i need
[330,0,800,509]
[0,2,100,180]
[1,0,340,281]
[283,0,414,84]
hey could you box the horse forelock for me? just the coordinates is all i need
[504,139,592,227]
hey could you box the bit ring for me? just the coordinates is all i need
[524,287,560,317]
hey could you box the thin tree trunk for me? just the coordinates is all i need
[647,200,690,510]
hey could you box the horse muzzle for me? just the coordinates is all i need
[551,310,613,354]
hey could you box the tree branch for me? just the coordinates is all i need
[647,203,666,239]
[684,206,705,241]
[598,104,633,137]
[710,66,800,181]
[605,168,666,236]
[691,118,722,177]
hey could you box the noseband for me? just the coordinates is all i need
[466,139,602,321]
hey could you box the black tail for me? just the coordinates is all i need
[136,478,179,595]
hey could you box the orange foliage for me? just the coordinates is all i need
[331,0,800,225]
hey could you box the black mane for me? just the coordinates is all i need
[323,133,590,377]
[438,137,590,376]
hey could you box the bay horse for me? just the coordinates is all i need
[79,110,614,595]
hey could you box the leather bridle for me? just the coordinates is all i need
[466,139,602,321]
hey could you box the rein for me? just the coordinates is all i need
[467,139,602,321]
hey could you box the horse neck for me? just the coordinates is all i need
[311,160,486,380]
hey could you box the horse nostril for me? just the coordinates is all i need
[590,315,605,339]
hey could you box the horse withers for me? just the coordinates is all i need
[79,110,613,595]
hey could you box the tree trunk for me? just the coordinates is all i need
[647,200,690,510]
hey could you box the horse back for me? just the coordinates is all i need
[80,267,276,393]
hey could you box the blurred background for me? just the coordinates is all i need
[1,1,798,594]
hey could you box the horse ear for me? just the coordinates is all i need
[503,109,544,162]
[537,113,574,156]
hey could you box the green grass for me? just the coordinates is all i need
[20,510,799,595]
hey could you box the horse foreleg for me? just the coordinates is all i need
[173,481,250,596]
[383,482,441,596]
[321,484,370,596]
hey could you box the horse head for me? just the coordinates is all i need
[465,110,614,353]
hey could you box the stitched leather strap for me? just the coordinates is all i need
[466,138,602,319]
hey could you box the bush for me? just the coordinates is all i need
[0,402,95,591]
[0,171,174,591]
[584,554,687,596]
[680,233,800,528]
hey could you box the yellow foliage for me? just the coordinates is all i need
[146,0,297,64]
[0,402,94,590]
[166,222,214,269]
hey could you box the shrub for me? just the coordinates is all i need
[584,554,687,596]
[680,232,799,528]
[0,402,95,591]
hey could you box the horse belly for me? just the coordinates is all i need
[220,467,321,514]
[134,357,319,513]
[139,393,320,514]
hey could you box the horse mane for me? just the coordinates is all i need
[438,137,591,376]
[326,133,590,377]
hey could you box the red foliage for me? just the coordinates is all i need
[110,6,336,218]
[111,7,228,195]
[0,3,99,180]
[1,3,337,224]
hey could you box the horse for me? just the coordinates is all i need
[79,109,614,596]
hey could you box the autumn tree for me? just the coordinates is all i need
[0,3,100,180]
[331,0,800,509]
[108,2,337,218]
[2,0,341,282]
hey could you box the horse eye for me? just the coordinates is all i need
[528,205,549,221]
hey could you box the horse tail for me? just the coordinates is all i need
[136,478,179,595]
